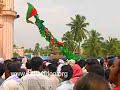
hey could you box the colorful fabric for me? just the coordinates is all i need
[26,3,87,61]
[26,3,37,24]
[114,87,120,90]
[70,64,83,84]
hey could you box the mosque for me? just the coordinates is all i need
[0,0,17,59]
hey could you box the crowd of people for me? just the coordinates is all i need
[0,56,120,90]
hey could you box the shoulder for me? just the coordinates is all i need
[1,80,19,90]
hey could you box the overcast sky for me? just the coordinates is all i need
[14,0,120,49]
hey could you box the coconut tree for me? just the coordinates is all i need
[67,15,89,55]
[104,37,120,56]
[34,43,40,56]
[82,30,104,57]
[62,31,77,53]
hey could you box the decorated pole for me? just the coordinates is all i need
[26,3,86,60]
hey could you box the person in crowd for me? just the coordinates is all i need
[85,58,99,72]
[26,60,32,73]
[74,73,111,90]
[76,60,86,69]
[56,65,73,90]
[0,63,5,85]
[19,57,54,90]
[3,59,12,79]
[88,64,104,77]
[70,64,82,84]
[104,59,114,80]
[47,64,59,89]
[0,58,5,64]
[1,60,23,90]
[109,59,120,90]
[57,59,64,73]
[67,59,76,66]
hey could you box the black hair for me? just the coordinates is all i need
[76,60,86,68]
[89,64,104,77]
[85,58,99,66]
[26,60,31,69]
[0,63,5,76]
[47,64,57,72]
[61,65,73,80]
[7,61,21,72]
[31,57,43,71]
[108,60,114,67]
[100,59,104,67]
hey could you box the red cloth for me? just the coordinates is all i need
[114,87,120,90]
[70,64,83,84]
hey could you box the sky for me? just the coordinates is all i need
[14,0,120,49]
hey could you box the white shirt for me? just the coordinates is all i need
[49,74,59,90]
[19,71,54,90]
[1,75,21,90]
[56,80,74,90]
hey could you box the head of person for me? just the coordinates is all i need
[0,58,5,64]
[89,64,104,77]
[0,63,5,77]
[47,64,57,73]
[7,61,21,72]
[74,73,110,90]
[60,65,73,81]
[109,59,120,86]
[76,60,86,68]
[85,58,99,72]
[26,60,31,69]
[67,59,76,66]
[31,57,43,72]
[100,58,105,67]
[4,59,12,79]
[107,59,114,68]
[72,64,82,78]
[6,61,23,78]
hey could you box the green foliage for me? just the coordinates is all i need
[13,52,20,58]
[82,30,104,57]
[67,15,89,55]
[62,31,77,53]
[34,43,40,56]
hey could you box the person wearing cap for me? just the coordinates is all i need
[57,59,64,73]
[67,59,76,66]
[0,58,4,64]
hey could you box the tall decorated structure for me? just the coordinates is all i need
[0,0,17,59]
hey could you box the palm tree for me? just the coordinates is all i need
[104,37,120,56]
[62,31,77,53]
[34,43,40,56]
[67,15,89,55]
[82,30,104,57]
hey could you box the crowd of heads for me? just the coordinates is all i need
[0,56,119,90]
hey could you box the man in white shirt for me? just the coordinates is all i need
[19,57,54,90]
[1,61,23,90]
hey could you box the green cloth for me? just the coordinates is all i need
[26,3,37,24]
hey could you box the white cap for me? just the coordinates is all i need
[67,59,76,66]
[45,62,51,67]
[59,59,64,64]
[0,58,4,64]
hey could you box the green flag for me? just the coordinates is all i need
[26,3,37,24]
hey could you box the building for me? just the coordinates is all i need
[0,0,17,59]
[13,47,24,56]
[50,49,66,60]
